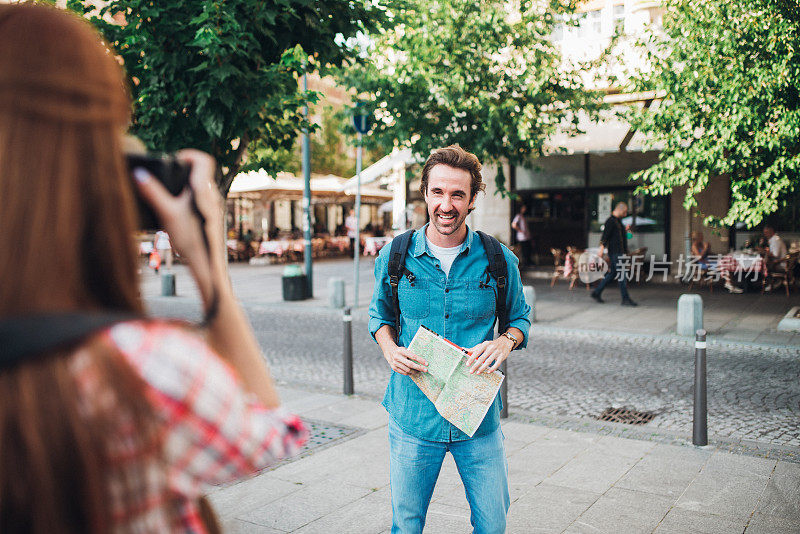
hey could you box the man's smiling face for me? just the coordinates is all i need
[424,164,475,245]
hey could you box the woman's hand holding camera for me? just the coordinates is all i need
[133,150,228,312]
[134,149,279,407]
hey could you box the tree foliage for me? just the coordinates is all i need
[627,0,800,227]
[73,0,385,195]
[337,0,601,194]
[280,104,382,178]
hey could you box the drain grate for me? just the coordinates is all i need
[300,419,360,452]
[597,407,655,425]
[265,418,362,472]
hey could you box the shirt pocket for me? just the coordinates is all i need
[467,281,496,320]
[399,278,430,319]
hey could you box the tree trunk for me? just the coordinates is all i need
[218,134,251,199]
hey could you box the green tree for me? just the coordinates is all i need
[337,0,600,193]
[73,0,386,196]
[280,102,385,178]
[626,0,800,227]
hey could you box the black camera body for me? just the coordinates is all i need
[126,153,191,231]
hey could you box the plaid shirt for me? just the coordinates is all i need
[70,321,307,533]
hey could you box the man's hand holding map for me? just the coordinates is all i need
[407,326,504,437]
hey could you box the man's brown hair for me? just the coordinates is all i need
[419,144,486,200]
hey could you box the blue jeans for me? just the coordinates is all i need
[388,418,509,534]
[593,252,631,301]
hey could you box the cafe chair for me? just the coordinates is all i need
[550,248,566,287]
[762,251,800,296]
[687,263,716,293]
[566,246,591,291]
[625,247,648,285]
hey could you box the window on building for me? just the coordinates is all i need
[589,10,602,34]
[552,22,565,41]
[580,10,601,36]
[613,5,625,33]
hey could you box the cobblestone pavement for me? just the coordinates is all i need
[147,298,800,450]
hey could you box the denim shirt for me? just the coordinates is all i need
[368,225,531,442]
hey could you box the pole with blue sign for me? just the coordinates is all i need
[352,103,373,309]
[302,69,313,298]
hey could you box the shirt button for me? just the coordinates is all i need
[445,288,449,293]
[445,314,449,319]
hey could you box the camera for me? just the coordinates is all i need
[126,153,192,231]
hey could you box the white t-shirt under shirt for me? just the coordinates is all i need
[426,237,461,277]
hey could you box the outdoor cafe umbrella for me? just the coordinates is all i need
[230,170,392,204]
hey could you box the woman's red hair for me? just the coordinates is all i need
[0,5,158,532]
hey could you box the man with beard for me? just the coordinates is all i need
[368,145,530,534]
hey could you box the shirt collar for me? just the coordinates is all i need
[410,223,474,258]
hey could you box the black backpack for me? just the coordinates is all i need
[387,229,509,341]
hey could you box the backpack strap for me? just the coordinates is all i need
[477,231,509,334]
[387,229,415,343]
[0,312,139,370]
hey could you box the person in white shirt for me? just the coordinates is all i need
[763,225,787,272]
[154,230,172,272]
[345,208,357,256]
[511,205,533,267]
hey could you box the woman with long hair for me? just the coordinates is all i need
[0,4,306,532]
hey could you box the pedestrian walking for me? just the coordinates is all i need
[345,208,357,256]
[369,145,531,534]
[590,201,638,306]
[511,204,533,267]
[153,229,172,272]
[0,5,306,532]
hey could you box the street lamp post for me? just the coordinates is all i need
[351,104,373,309]
[302,70,313,298]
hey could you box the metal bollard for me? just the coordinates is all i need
[693,329,708,446]
[161,272,176,296]
[343,307,354,395]
[500,359,508,419]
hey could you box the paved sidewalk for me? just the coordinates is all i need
[141,259,799,531]
[208,386,800,534]
[140,258,800,346]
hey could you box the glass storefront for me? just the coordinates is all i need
[587,189,667,257]
[513,151,668,258]
[526,190,587,252]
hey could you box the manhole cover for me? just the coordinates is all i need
[301,419,360,452]
[597,407,655,425]
[266,418,362,472]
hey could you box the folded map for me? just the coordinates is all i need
[407,326,504,437]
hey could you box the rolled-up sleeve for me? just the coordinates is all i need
[502,246,532,349]
[368,245,395,342]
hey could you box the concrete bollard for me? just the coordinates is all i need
[677,294,703,336]
[161,272,176,296]
[329,277,345,308]
[523,285,536,323]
